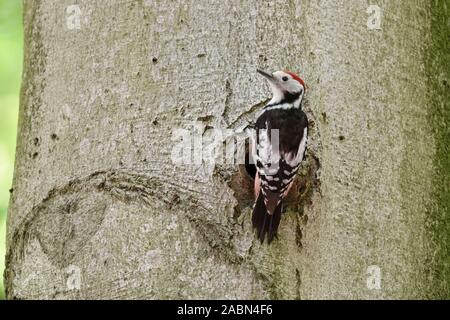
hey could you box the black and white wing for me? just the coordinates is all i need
[254,108,308,212]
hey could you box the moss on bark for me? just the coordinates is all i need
[426,0,450,298]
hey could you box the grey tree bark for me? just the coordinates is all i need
[4,0,449,299]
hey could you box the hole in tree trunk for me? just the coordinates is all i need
[227,142,321,218]
[227,144,257,209]
[244,143,256,180]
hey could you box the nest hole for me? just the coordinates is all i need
[228,143,321,216]
[244,146,257,179]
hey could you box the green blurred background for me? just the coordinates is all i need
[0,0,23,299]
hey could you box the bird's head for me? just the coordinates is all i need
[257,69,306,108]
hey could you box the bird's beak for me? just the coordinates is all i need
[257,69,276,83]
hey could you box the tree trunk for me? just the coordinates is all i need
[4,0,449,299]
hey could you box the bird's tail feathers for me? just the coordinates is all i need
[252,193,282,244]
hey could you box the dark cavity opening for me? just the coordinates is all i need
[244,141,256,179]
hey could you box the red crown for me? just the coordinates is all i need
[285,71,306,88]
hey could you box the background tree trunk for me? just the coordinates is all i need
[4,0,449,299]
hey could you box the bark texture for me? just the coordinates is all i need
[4,0,450,299]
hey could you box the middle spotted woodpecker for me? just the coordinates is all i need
[251,69,308,244]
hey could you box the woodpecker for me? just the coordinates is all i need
[251,69,308,244]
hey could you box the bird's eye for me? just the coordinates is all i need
[282,76,289,81]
